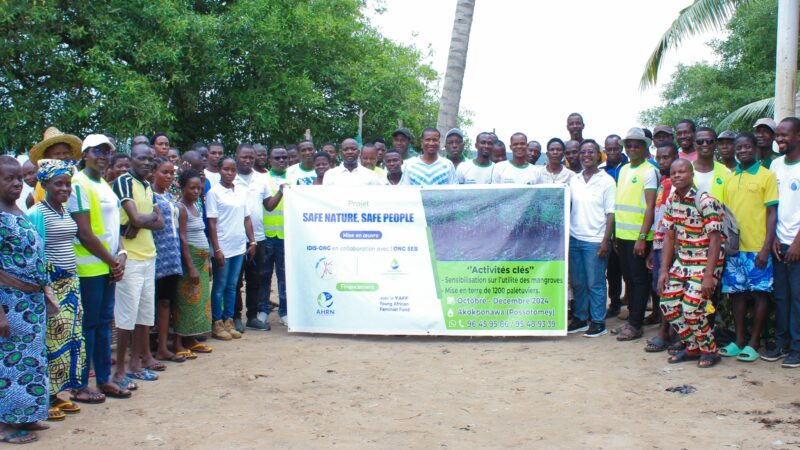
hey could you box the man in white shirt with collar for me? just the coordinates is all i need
[323,138,382,186]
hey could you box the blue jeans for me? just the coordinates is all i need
[79,274,115,386]
[569,238,609,324]
[264,237,287,317]
[211,254,244,321]
[773,244,800,352]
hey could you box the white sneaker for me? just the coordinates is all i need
[280,315,288,326]
[257,312,268,323]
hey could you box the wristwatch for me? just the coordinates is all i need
[638,233,647,240]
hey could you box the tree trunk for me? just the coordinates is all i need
[437,0,476,134]
[774,0,799,121]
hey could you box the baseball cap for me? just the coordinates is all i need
[653,125,674,136]
[445,129,464,139]
[718,130,737,140]
[753,118,777,132]
[392,127,413,140]
[82,134,116,152]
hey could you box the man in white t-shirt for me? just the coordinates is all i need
[204,142,224,186]
[233,144,271,332]
[323,139,382,186]
[568,139,616,338]
[456,132,494,184]
[491,132,539,185]
[765,117,800,367]
[286,140,317,185]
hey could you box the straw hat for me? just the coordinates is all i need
[28,127,82,164]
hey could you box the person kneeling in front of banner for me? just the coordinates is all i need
[323,138,381,186]
[657,159,724,368]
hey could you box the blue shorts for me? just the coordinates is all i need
[722,251,773,294]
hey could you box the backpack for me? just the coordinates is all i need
[694,192,739,256]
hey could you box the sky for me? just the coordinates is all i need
[366,0,723,145]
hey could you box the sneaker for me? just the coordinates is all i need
[212,320,232,341]
[246,318,270,331]
[761,346,789,362]
[584,322,608,338]
[567,320,588,334]
[233,318,245,334]
[279,315,288,326]
[782,351,800,368]
[257,312,268,323]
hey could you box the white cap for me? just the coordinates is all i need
[81,134,116,152]
[753,118,777,132]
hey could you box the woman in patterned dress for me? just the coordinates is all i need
[0,156,53,444]
[26,160,87,421]
[151,158,185,362]
[173,170,213,355]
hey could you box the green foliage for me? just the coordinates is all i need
[640,0,781,131]
[0,0,438,153]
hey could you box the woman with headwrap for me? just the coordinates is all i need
[26,159,89,421]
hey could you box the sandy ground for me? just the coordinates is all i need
[27,310,800,450]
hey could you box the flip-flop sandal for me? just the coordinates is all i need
[146,362,167,372]
[616,325,643,341]
[70,390,106,404]
[667,341,685,356]
[1,429,38,444]
[127,369,159,381]
[698,353,722,368]
[736,346,760,362]
[719,342,742,357]
[668,348,702,364]
[176,351,198,360]
[51,398,81,414]
[47,407,66,421]
[157,353,187,363]
[644,336,669,352]
[189,343,213,353]
[101,382,132,399]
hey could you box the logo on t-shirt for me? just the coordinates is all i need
[631,176,639,184]
[791,178,799,191]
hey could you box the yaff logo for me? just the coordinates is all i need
[316,292,334,316]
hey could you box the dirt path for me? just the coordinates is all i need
[32,314,800,449]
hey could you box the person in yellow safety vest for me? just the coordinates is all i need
[613,127,659,342]
[68,134,131,401]
[263,147,289,326]
[692,127,731,203]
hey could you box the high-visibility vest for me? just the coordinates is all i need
[694,161,729,203]
[263,172,285,239]
[615,162,657,241]
[72,171,112,277]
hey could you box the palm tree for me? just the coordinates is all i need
[437,0,476,134]
[641,0,798,121]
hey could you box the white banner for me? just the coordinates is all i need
[284,185,569,336]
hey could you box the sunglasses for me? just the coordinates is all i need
[695,138,716,145]
[89,147,112,156]
[272,156,288,160]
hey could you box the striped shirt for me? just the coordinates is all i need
[400,157,456,185]
[37,202,78,273]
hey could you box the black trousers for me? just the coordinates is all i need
[235,240,267,320]
[617,239,652,329]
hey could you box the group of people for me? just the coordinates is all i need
[1,111,799,443]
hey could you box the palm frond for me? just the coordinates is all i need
[640,0,751,90]
[717,96,774,129]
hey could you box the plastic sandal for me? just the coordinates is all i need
[189,343,213,353]
[736,345,760,362]
[127,369,159,381]
[719,342,742,357]
[698,353,721,368]
[1,429,38,444]
[176,351,198,360]
[47,407,66,421]
[51,398,81,414]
